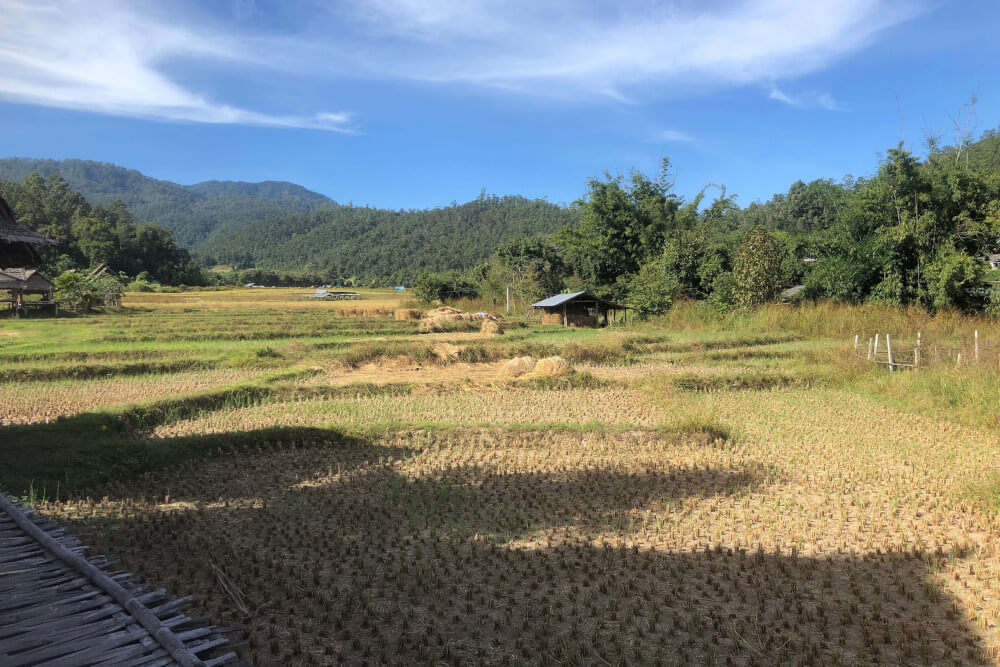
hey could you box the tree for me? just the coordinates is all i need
[732,226,783,307]
[924,246,984,311]
[558,159,679,294]
[627,255,679,318]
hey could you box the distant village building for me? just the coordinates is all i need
[531,291,629,327]
[983,254,1000,270]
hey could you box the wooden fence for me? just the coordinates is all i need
[852,330,998,372]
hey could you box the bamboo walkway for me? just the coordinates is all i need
[0,493,248,666]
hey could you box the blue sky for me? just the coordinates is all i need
[1,0,998,210]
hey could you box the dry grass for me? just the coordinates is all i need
[44,396,1000,664]
[151,387,663,437]
[0,369,263,425]
[124,287,408,312]
[9,292,1000,665]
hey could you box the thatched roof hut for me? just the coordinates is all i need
[0,268,54,294]
[0,195,55,266]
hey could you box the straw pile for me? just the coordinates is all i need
[498,356,536,378]
[480,319,504,336]
[529,356,573,377]
[431,343,463,364]
[425,306,463,318]
[419,306,495,333]
[336,307,393,317]
[394,308,424,320]
[541,312,563,325]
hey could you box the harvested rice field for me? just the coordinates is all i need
[5,291,1000,665]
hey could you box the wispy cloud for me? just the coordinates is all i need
[769,85,842,111]
[658,130,695,143]
[331,0,923,98]
[1,0,920,129]
[0,0,355,132]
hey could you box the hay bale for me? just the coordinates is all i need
[480,319,504,336]
[431,343,463,364]
[424,306,463,319]
[498,356,535,378]
[531,356,573,377]
[394,308,424,320]
[541,312,563,325]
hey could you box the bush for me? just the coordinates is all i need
[413,271,479,303]
[627,256,678,318]
[54,271,123,311]
[732,226,783,307]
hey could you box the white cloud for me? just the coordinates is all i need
[0,0,355,132]
[659,130,694,143]
[329,0,923,99]
[769,85,842,110]
[0,0,921,128]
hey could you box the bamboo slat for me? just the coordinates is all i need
[0,493,249,666]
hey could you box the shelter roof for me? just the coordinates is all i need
[530,291,627,310]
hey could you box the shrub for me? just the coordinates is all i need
[54,271,123,311]
[732,226,783,307]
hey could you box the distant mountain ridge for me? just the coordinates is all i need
[0,157,576,281]
[0,158,334,247]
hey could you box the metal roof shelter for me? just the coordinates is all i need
[530,291,629,327]
[0,493,248,666]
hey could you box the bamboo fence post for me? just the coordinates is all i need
[854,334,859,351]
[956,352,962,368]
[886,334,895,373]
[874,334,880,361]
[975,330,979,363]
[867,338,873,360]
[917,331,921,348]
[914,346,920,367]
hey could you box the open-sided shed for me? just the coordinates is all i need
[530,291,629,327]
[0,268,57,316]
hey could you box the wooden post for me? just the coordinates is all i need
[917,332,921,348]
[914,346,920,367]
[562,303,567,327]
[873,334,880,360]
[854,334,859,351]
[506,285,511,315]
[867,338,873,360]
[956,352,962,368]
[886,334,895,373]
[975,330,979,363]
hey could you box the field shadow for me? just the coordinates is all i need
[52,448,990,666]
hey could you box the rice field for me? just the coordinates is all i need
[4,290,1000,665]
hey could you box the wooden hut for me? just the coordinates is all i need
[0,195,55,267]
[530,291,629,327]
[0,195,58,316]
[0,268,57,316]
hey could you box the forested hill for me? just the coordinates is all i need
[196,195,578,284]
[0,158,333,247]
[0,158,578,282]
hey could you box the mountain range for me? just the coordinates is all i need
[0,158,575,280]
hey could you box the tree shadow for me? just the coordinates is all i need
[52,448,990,666]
